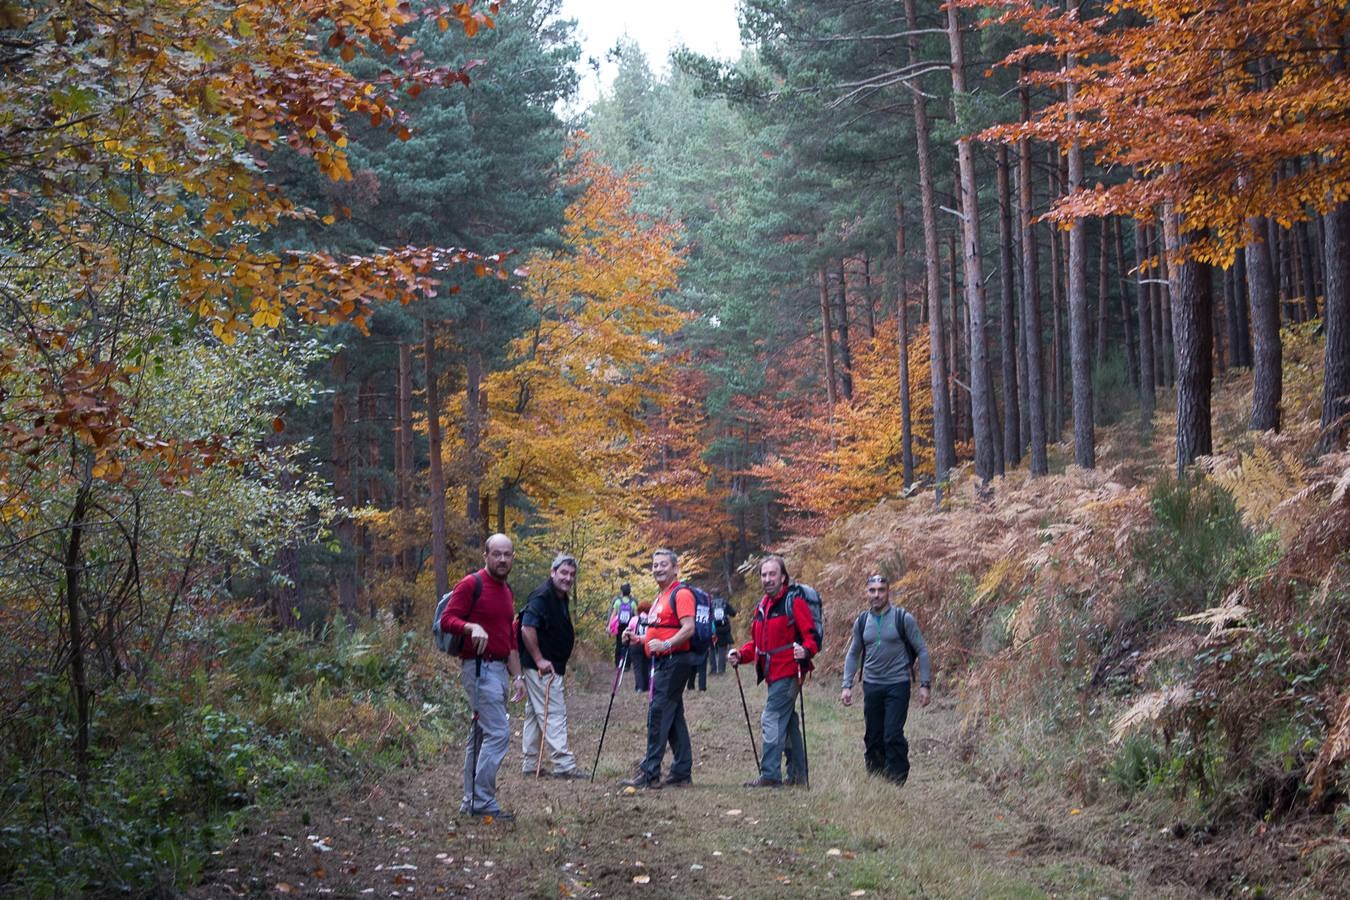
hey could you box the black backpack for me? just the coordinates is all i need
[852,606,920,676]
[675,582,715,654]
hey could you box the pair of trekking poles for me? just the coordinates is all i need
[589,648,809,787]
[733,659,810,788]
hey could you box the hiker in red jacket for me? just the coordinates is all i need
[728,555,817,787]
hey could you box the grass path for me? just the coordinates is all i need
[193,657,1190,898]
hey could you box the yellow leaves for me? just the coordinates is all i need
[250,307,282,329]
[90,456,124,481]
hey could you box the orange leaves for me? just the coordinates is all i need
[483,143,686,535]
[750,317,936,523]
[972,0,1350,258]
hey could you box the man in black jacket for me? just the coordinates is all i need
[519,553,588,779]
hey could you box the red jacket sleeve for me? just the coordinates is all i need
[439,573,478,637]
[736,638,754,661]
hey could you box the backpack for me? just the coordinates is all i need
[676,582,715,654]
[852,606,920,677]
[787,583,824,650]
[617,596,635,626]
[433,572,503,655]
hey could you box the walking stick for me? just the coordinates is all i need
[590,650,628,780]
[733,662,760,771]
[797,668,810,789]
[467,656,483,815]
[535,673,553,777]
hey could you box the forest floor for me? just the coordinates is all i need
[190,654,1290,899]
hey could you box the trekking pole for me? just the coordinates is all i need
[467,655,483,815]
[797,668,810,789]
[590,650,628,780]
[734,662,760,771]
[535,673,553,777]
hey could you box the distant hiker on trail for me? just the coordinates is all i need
[687,602,709,692]
[710,596,737,676]
[519,553,588,780]
[839,573,931,786]
[629,600,653,694]
[608,582,636,667]
[727,556,817,788]
[438,533,526,821]
[619,549,698,789]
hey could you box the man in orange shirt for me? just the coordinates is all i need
[619,549,697,789]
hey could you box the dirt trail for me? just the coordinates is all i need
[192,657,1197,898]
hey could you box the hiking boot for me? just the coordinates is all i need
[462,809,514,823]
[619,773,662,790]
[661,776,692,788]
[554,769,591,780]
[742,777,783,788]
[784,777,808,787]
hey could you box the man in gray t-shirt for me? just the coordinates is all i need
[839,574,931,784]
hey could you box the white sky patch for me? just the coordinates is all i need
[560,0,743,109]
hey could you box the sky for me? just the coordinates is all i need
[559,0,744,108]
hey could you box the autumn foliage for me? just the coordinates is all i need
[0,0,503,492]
[975,0,1350,263]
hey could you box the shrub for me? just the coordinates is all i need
[1128,474,1252,627]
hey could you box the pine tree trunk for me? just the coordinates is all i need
[424,320,449,603]
[1114,216,1136,391]
[1019,80,1048,475]
[1048,172,1065,440]
[397,341,415,605]
[818,266,839,408]
[1234,247,1253,367]
[1246,215,1282,431]
[1095,217,1110,421]
[1164,210,1214,473]
[1134,219,1156,425]
[835,260,854,401]
[862,253,876,339]
[1150,227,1166,389]
[998,143,1021,467]
[1159,247,1176,387]
[895,205,916,486]
[1214,267,1229,375]
[1065,9,1095,467]
[1015,155,1032,459]
[1299,219,1320,321]
[947,3,999,481]
[464,336,484,546]
[1223,265,1243,374]
[1318,199,1350,453]
[904,0,955,480]
[332,351,358,618]
[948,231,966,445]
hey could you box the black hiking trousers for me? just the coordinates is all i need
[863,680,911,784]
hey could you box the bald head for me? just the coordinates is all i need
[483,533,514,580]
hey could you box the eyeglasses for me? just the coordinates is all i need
[866,575,887,585]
